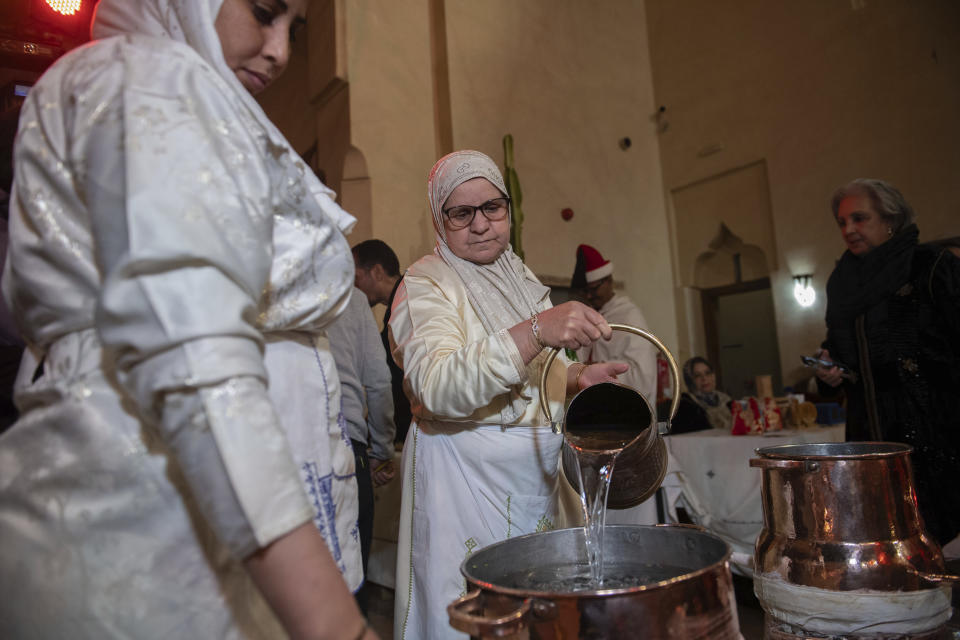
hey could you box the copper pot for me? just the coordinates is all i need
[750,442,952,591]
[538,324,680,508]
[447,525,741,639]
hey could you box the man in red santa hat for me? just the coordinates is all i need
[571,244,657,406]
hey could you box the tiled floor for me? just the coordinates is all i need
[366,583,394,640]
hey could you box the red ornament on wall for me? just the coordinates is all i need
[561,208,574,221]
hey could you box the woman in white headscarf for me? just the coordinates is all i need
[390,150,627,639]
[0,1,375,638]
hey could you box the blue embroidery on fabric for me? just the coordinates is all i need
[336,409,352,449]
[309,341,348,565]
[332,410,355,480]
[302,459,343,564]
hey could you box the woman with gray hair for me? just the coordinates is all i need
[816,178,960,545]
[389,150,627,638]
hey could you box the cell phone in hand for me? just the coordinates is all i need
[801,355,856,381]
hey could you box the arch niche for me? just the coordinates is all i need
[669,160,783,398]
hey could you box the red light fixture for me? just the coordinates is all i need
[44,0,83,16]
[24,0,95,44]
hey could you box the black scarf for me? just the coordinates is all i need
[825,225,919,330]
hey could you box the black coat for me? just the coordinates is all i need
[821,226,960,544]
[670,393,714,434]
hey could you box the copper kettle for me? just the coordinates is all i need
[538,324,680,508]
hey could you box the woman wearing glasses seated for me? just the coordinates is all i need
[389,150,626,638]
[671,356,733,433]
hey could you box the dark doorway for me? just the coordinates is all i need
[701,278,782,399]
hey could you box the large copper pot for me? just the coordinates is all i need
[750,442,957,637]
[750,442,947,590]
[447,525,741,639]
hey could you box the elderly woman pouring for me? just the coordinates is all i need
[390,150,627,638]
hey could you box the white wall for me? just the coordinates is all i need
[346,1,439,271]
[442,1,678,346]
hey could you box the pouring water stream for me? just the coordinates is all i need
[567,427,640,586]
[538,324,681,591]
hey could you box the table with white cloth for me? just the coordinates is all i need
[647,426,844,573]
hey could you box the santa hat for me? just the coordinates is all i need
[571,244,614,288]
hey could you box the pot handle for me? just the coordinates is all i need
[538,323,681,434]
[749,458,820,471]
[447,589,538,637]
[909,570,960,586]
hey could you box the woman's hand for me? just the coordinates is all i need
[509,301,612,365]
[813,349,844,387]
[538,301,612,349]
[567,361,629,394]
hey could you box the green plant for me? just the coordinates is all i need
[502,134,524,261]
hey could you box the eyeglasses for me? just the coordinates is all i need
[443,197,510,230]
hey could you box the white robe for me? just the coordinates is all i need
[0,31,358,637]
[389,254,580,640]
[577,294,658,405]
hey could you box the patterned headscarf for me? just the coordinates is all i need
[427,150,549,423]
[91,0,355,234]
[683,356,723,407]
[428,150,509,242]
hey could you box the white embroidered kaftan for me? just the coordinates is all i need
[390,254,580,640]
[0,19,358,640]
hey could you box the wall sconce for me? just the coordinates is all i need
[793,275,815,307]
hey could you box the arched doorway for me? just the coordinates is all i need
[695,225,782,398]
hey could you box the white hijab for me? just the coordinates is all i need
[91,0,355,235]
[427,150,550,422]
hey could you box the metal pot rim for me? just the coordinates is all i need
[755,441,912,460]
[460,525,732,599]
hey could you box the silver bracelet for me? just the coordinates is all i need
[530,313,545,349]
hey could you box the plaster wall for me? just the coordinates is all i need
[345,1,439,271]
[338,2,677,346]
[443,1,677,346]
[646,0,960,388]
